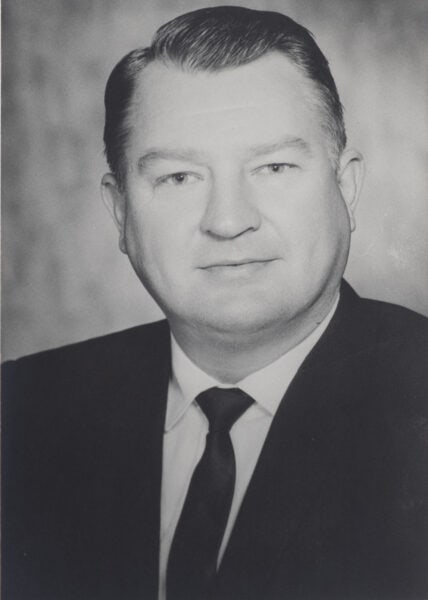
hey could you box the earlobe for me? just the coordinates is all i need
[337,149,365,232]
[101,173,128,253]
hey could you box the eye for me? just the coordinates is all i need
[157,172,201,186]
[256,163,295,175]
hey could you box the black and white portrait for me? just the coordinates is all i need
[2,2,428,599]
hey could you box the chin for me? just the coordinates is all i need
[196,305,290,337]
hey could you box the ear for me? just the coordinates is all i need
[337,149,365,232]
[101,173,127,253]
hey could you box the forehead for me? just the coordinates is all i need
[128,53,325,154]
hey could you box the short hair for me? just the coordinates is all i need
[104,6,347,189]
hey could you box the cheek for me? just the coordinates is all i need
[305,199,349,257]
[122,202,162,274]
[268,186,349,258]
[267,201,322,247]
[124,207,150,258]
[124,203,191,276]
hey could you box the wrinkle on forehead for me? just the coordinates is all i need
[128,54,330,161]
[134,98,290,123]
[132,53,317,118]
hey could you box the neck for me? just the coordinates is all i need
[169,295,338,384]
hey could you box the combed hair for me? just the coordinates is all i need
[104,6,347,188]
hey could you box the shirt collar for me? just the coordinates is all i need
[166,296,339,431]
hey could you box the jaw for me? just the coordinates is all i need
[166,279,340,383]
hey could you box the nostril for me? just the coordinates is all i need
[200,198,262,239]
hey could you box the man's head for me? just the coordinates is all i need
[101,6,363,358]
[103,6,347,190]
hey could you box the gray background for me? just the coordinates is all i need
[3,0,428,360]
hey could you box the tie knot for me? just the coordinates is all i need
[196,387,254,433]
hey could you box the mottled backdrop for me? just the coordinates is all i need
[3,0,428,360]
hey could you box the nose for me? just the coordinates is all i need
[200,175,262,239]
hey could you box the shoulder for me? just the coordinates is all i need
[333,285,428,453]
[336,282,428,359]
[357,295,428,339]
[2,319,171,459]
[353,294,428,380]
[2,319,171,395]
[4,319,170,368]
[315,282,428,420]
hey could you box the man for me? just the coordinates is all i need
[2,6,427,600]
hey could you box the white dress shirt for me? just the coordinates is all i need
[158,298,338,600]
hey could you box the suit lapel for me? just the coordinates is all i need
[215,283,365,599]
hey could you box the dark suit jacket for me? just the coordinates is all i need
[2,282,428,599]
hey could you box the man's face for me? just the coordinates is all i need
[104,53,361,339]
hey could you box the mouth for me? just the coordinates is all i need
[200,258,277,272]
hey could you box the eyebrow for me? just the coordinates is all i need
[137,149,204,172]
[247,136,312,158]
[137,135,312,172]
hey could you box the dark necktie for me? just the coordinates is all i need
[166,387,254,600]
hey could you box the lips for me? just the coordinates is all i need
[200,258,277,269]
